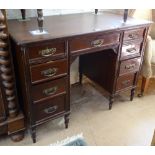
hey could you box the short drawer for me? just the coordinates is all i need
[119,57,141,76]
[33,95,66,122]
[121,42,142,59]
[116,73,135,91]
[123,28,145,41]
[70,33,120,53]
[30,59,67,84]
[31,77,67,103]
[28,40,66,60]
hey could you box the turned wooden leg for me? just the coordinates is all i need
[64,114,69,129]
[10,131,24,142]
[109,95,114,110]
[79,57,83,85]
[79,72,83,85]
[130,88,135,101]
[30,127,36,143]
[138,76,150,97]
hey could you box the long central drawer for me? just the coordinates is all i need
[69,33,120,54]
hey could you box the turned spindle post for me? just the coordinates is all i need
[123,9,128,23]
[20,9,26,20]
[95,9,98,15]
[37,9,44,32]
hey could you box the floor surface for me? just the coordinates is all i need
[0,78,155,146]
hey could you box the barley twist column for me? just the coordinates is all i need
[0,10,18,118]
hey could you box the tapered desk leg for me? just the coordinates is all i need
[79,57,83,84]
[30,127,36,143]
[109,95,114,110]
[64,114,69,129]
[79,72,83,85]
[130,88,135,101]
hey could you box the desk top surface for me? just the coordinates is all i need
[8,12,152,45]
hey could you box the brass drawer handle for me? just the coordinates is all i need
[126,48,137,53]
[91,39,104,47]
[43,86,58,96]
[122,80,130,86]
[44,105,58,114]
[39,47,56,57]
[125,64,135,70]
[128,34,138,39]
[41,68,58,77]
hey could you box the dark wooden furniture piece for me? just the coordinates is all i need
[0,9,25,141]
[139,76,150,97]
[7,12,151,143]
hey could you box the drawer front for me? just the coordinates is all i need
[31,77,67,103]
[119,57,141,76]
[28,41,65,60]
[123,28,144,41]
[70,33,120,52]
[30,59,67,84]
[33,95,66,122]
[116,74,135,91]
[121,42,141,59]
[0,124,7,135]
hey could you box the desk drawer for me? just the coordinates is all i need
[70,33,120,53]
[119,57,141,76]
[31,77,67,103]
[28,41,66,60]
[121,42,141,59]
[116,73,135,91]
[33,95,65,122]
[30,59,67,84]
[123,28,144,41]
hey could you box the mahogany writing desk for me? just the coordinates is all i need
[8,12,151,143]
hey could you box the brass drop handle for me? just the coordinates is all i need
[41,68,58,77]
[44,105,58,114]
[43,86,58,96]
[39,47,56,57]
[125,64,135,70]
[91,39,104,47]
[122,80,130,86]
[128,34,138,39]
[127,48,136,53]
